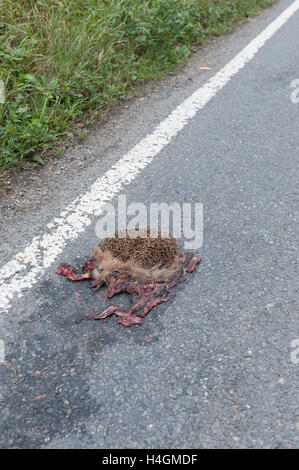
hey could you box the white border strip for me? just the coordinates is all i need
[1,0,299,314]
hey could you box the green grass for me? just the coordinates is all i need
[0,0,274,177]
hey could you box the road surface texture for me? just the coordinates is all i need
[0,0,298,449]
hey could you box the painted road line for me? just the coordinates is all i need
[1,0,299,315]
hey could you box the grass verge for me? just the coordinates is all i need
[0,0,274,178]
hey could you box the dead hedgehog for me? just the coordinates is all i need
[91,226,183,286]
[57,226,201,327]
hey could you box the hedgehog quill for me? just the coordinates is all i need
[57,227,200,327]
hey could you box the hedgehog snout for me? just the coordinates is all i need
[92,265,104,283]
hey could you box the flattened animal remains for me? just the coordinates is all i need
[57,227,200,327]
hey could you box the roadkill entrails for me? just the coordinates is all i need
[57,227,200,327]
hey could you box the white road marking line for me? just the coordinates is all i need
[1,0,299,315]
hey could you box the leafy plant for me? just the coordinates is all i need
[0,0,274,177]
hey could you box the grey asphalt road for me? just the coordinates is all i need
[0,0,298,449]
